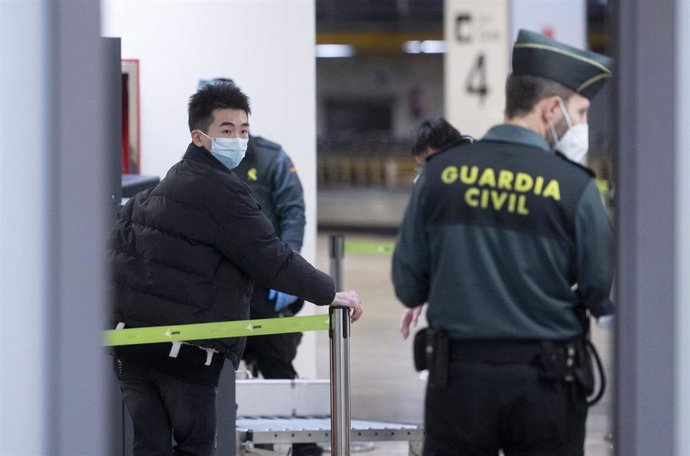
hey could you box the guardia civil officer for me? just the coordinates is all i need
[392,30,614,456]
[233,135,308,378]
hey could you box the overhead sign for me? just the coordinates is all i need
[445,0,510,138]
[444,0,586,138]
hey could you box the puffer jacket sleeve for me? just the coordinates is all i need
[212,179,335,305]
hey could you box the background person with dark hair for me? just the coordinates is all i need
[111,82,363,456]
[392,30,614,456]
[411,117,474,167]
[402,118,474,339]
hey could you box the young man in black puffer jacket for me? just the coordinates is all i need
[111,82,363,456]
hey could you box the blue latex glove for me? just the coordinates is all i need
[268,289,298,313]
[597,315,614,331]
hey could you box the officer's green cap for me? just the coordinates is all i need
[511,29,613,100]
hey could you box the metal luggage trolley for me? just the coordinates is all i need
[236,280,424,456]
[235,379,424,455]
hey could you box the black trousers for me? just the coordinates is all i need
[243,331,303,379]
[115,358,218,456]
[242,285,304,379]
[423,360,587,456]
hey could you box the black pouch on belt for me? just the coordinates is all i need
[572,340,595,395]
[427,328,449,388]
[537,341,566,384]
[413,328,429,371]
[413,327,449,388]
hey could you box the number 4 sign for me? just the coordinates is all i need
[445,0,510,138]
[444,0,586,138]
[465,53,488,101]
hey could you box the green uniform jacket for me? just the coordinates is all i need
[234,136,305,251]
[233,135,307,318]
[392,125,614,340]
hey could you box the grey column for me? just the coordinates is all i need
[674,1,690,455]
[0,0,113,454]
[614,1,683,455]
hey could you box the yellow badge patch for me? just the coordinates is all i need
[248,168,258,181]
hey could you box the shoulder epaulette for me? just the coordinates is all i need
[426,137,475,163]
[554,151,595,177]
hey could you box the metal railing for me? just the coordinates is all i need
[329,306,351,456]
[329,233,350,455]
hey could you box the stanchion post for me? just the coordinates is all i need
[329,234,345,292]
[329,305,351,456]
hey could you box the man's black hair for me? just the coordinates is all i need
[188,82,251,132]
[504,73,574,119]
[411,118,465,156]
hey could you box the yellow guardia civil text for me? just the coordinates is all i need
[440,165,561,215]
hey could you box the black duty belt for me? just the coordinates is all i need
[449,339,561,364]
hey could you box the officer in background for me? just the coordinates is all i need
[235,134,307,379]
[392,30,614,456]
[198,78,307,381]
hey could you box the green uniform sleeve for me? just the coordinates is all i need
[271,150,305,251]
[392,173,431,308]
[574,179,614,317]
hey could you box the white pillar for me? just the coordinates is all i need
[102,0,320,377]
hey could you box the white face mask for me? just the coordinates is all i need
[548,99,590,165]
[556,123,589,164]
[199,131,248,170]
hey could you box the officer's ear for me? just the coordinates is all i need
[539,96,562,125]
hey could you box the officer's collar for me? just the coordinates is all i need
[483,124,550,152]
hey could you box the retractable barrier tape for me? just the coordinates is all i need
[103,314,330,347]
[344,240,395,255]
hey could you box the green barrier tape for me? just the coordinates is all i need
[103,314,330,347]
[344,240,395,255]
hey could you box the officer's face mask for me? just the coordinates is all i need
[198,131,248,170]
[548,99,589,165]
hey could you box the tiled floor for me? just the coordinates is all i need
[313,231,614,456]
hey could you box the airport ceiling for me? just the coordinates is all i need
[315,0,610,53]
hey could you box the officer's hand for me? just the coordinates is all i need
[400,305,424,340]
[330,291,363,323]
[268,289,298,312]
